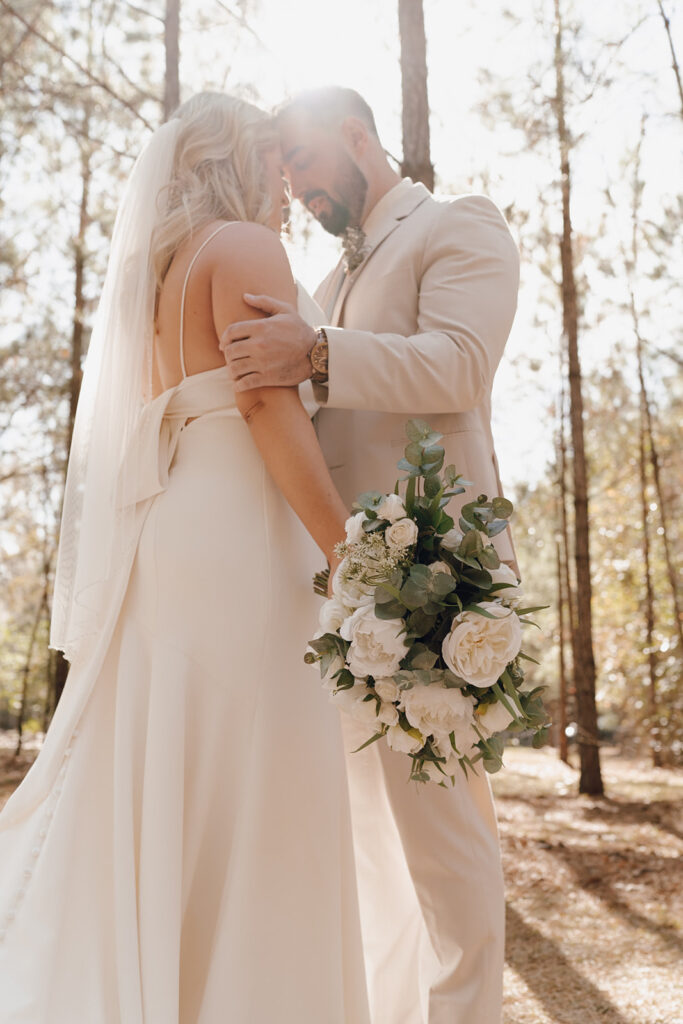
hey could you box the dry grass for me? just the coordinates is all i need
[493,746,683,1024]
[2,737,681,1022]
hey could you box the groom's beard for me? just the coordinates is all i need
[303,157,368,236]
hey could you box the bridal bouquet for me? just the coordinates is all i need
[305,419,549,784]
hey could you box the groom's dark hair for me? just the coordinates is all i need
[276,87,380,139]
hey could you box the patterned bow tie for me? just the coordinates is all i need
[341,226,370,274]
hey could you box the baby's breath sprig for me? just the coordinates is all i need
[336,534,411,588]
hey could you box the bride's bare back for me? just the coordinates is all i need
[153,218,297,397]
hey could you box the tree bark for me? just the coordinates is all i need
[626,120,683,663]
[556,539,569,763]
[657,0,683,118]
[398,0,434,190]
[14,587,48,756]
[553,0,603,795]
[163,0,180,120]
[54,112,93,710]
[636,341,660,766]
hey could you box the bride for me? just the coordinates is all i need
[0,92,370,1022]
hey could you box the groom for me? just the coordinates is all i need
[221,87,519,1024]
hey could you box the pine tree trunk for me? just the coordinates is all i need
[54,115,93,710]
[556,539,569,763]
[398,0,434,190]
[15,588,47,756]
[164,0,180,120]
[626,120,683,661]
[637,345,661,767]
[553,0,603,795]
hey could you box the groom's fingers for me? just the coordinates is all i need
[220,321,258,351]
[242,292,292,316]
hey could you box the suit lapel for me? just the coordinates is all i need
[331,180,431,326]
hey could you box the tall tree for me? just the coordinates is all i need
[398,0,434,190]
[552,0,603,794]
[164,0,180,120]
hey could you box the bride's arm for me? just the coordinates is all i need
[209,222,348,564]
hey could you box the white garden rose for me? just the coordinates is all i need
[429,561,453,577]
[345,512,367,544]
[386,723,424,754]
[332,560,375,610]
[377,702,400,727]
[442,602,522,688]
[488,563,523,607]
[377,493,406,522]
[318,595,350,634]
[401,684,476,742]
[432,722,478,761]
[385,517,419,549]
[374,676,400,703]
[488,563,519,587]
[439,528,464,551]
[340,605,408,678]
[476,700,517,736]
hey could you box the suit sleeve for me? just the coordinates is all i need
[314,195,520,413]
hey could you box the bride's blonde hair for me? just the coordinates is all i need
[151,91,277,290]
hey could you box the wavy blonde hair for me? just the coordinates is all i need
[151,91,277,292]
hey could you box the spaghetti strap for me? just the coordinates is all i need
[178,222,233,379]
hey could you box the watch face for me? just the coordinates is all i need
[312,343,328,373]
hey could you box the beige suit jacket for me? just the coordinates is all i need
[313,178,520,565]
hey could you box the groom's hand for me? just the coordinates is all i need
[220,294,316,390]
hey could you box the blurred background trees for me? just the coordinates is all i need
[0,0,680,786]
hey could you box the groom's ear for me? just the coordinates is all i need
[340,116,370,157]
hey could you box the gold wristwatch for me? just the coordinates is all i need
[309,327,329,384]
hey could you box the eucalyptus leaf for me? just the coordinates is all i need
[491,497,514,519]
[405,418,434,442]
[405,441,424,466]
[424,474,442,499]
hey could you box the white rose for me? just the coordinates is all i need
[401,684,476,741]
[387,724,424,754]
[377,493,407,522]
[374,676,400,703]
[488,564,523,606]
[477,700,517,736]
[340,605,408,678]
[319,595,350,634]
[332,560,375,610]
[442,602,522,689]
[429,561,453,577]
[331,684,379,726]
[385,517,419,549]
[439,528,464,551]
[345,512,367,544]
[432,722,479,761]
[377,702,399,727]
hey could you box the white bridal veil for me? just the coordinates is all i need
[50,118,182,665]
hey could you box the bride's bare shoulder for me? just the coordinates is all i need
[207,221,293,277]
[205,220,296,308]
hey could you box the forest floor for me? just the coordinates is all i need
[1,738,681,1023]
[492,746,682,1024]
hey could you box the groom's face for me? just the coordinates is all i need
[279,113,368,236]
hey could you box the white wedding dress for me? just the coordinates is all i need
[0,254,370,1022]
